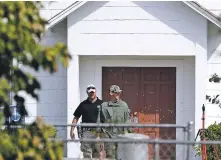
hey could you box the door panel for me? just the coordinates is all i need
[102,67,122,101]
[139,68,160,158]
[158,73,176,159]
[102,67,140,112]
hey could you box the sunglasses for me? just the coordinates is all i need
[87,87,95,90]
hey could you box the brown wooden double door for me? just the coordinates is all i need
[102,67,176,159]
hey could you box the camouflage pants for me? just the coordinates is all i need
[80,131,101,158]
[103,134,118,159]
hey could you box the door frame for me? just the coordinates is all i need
[94,59,184,158]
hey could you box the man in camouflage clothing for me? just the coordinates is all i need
[101,85,131,159]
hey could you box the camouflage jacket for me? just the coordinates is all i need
[101,100,132,136]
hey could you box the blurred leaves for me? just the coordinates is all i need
[207,73,221,107]
[194,123,221,159]
[0,117,64,160]
[209,73,221,83]
[0,1,71,160]
[0,1,71,118]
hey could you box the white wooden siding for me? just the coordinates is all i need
[206,22,221,127]
[68,1,207,56]
[20,19,68,156]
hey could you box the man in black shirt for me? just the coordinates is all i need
[70,84,103,158]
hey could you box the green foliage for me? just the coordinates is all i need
[0,1,71,160]
[207,74,221,107]
[0,1,71,118]
[194,122,221,159]
[0,117,64,160]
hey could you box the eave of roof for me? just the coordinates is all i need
[46,1,87,29]
[183,1,221,28]
[46,1,221,30]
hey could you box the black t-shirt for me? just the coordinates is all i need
[74,98,104,125]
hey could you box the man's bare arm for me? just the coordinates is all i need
[71,117,79,130]
[70,117,79,139]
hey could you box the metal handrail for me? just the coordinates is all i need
[51,138,221,145]
[195,128,203,141]
[53,123,188,129]
[3,123,188,129]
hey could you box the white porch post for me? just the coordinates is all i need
[67,55,80,158]
[67,12,81,158]
[195,43,207,137]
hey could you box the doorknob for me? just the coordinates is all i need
[133,112,139,124]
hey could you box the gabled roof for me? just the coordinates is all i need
[46,1,221,29]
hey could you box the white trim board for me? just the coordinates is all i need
[93,59,185,159]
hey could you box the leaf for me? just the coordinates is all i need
[212,98,216,104]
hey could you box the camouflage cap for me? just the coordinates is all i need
[109,85,122,93]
